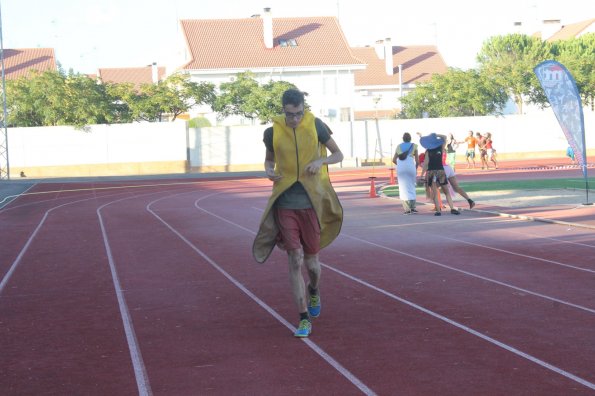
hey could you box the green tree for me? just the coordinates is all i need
[476,34,551,113]
[130,74,215,122]
[399,68,508,119]
[248,79,297,123]
[188,116,211,128]
[6,71,47,126]
[212,72,261,121]
[212,71,298,123]
[549,33,595,108]
[6,70,118,128]
[104,82,136,124]
[61,73,119,127]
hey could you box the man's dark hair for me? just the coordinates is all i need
[403,132,411,142]
[282,89,305,107]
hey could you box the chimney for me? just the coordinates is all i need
[384,38,393,76]
[398,64,403,97]
[374,39,385,59]
[151,62,159,83]
[263,8,274,49]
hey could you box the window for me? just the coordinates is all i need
[278,39,297,47]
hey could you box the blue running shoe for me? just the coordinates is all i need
[308,293,321,318]
[294,319,311,337]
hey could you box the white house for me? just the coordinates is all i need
[351,40,448,120]
[175,8,367,125]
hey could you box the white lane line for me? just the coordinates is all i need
[422,230,595,274]
[320,261,595,391]
[0,192,127,295]
[145,192,377,396]
[97,193,168,396]
[189,193,595,391]
[0,182,37,210]
[342,233,595,315]
[491,227,595,249]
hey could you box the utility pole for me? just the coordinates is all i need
[0,1,9,180]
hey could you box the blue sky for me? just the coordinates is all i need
[1,0,592,74]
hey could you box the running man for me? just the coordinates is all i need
[253,88,344,338]
[464,130,477,169]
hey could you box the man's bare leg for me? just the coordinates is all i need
[287,249,307,313]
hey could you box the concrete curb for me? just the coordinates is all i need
[465,208,595,230]
[378,185,595,230]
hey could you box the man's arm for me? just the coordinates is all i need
[304,137,343,175]
[264,149,281,181]
[323,137,344,165]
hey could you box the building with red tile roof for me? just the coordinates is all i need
[175,8,451,123]
[2,48,57,80]
[97,64,166,89]
[351,41,447,120]
[545,18,595,41]
[177,8,366,124]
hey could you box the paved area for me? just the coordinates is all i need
[460,189,595,229]
[2,158,594,228]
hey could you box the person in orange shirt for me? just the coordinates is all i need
[464,130,477,168]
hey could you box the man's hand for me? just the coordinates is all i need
[304,159,324,175]
[266,167,282,181]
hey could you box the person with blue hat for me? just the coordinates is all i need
[420,133,460,216]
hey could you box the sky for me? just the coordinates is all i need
[1,0,593,74]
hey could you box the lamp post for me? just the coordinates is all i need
[0,1,9,180]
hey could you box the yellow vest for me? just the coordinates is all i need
[252,111,343,263]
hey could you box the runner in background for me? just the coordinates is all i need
[464,130,477,169]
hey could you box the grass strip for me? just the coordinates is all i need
[382,177,595,197]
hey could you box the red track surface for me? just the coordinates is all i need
[1,159,594,395]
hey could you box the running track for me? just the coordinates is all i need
[1,168,594,395]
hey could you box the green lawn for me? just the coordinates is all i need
[382,177,595,198]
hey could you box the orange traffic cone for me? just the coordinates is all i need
[369,177,378,198]
[437,189,445,208]
[389,168,396,185]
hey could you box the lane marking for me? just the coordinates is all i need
[0,192,128,295]
[320,262,595,391]
[186,192,595,391]
[406,226,595,274]
[145,192,377,396]
[0,178,259,208]
[98,193,172,396]
[342,233,595,315]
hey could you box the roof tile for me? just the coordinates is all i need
[547,18,595,41]
[180,16,364,70]
[98,66,166,88]
[351,45,447,86]
[2,48,57,80]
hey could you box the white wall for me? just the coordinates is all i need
[6,109,594,176]
[9,122,188,168]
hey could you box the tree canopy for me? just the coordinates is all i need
[399,68,508,119]
[398,33,595,118]
[6,71,215,128]
[6,32,594,126]
[212,71,298,124]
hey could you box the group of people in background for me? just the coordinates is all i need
[393,132,476,216]
[462,130,498,170]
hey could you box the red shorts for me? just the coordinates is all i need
[274,208,320,254]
